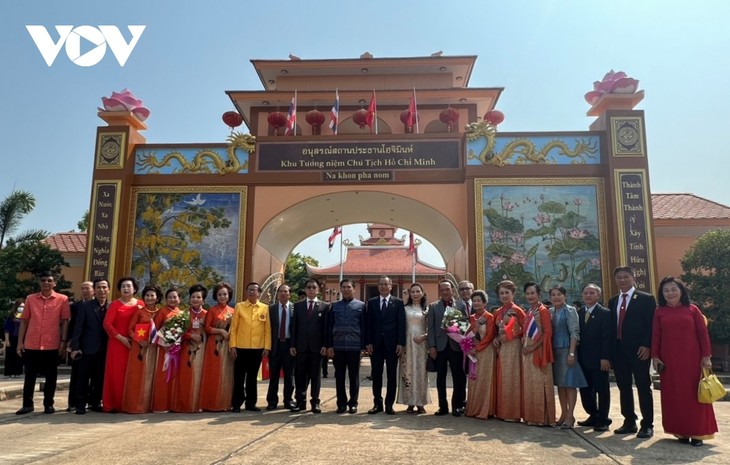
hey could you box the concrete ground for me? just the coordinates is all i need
[0,365,727,465]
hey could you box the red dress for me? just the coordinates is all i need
[200,304,235,412]
[171,308,207,413]
[102,299,140,412]
[651,304,718,438]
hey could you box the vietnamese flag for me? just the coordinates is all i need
[504,316,517,341]
[134,323,151,342]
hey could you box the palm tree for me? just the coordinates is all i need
[0,190,37,249]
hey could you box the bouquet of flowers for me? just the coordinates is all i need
[441,306,477,379]
[158,311,190,382]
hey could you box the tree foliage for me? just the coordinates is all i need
[0,190,36,249]
[0,240,72,322]
[77,210,89,232]
[681,229,730,343]
[284,253,319,295]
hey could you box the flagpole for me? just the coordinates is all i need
[413,87,419,134]
[338,225,344,283]
[411,240,416,284]
[374,89,378,135]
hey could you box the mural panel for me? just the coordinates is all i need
[475,178,609,304]
[126,186,246,304]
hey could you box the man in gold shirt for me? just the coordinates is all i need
[229,282,271,412]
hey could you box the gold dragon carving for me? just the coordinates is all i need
[137,132,256,174]
[465,121,598,166]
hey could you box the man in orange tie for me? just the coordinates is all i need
[609,266,657,439]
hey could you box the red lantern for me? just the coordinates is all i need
[484,109,505,126]
[267,111,287,135]
[400,110,418,133]
[353,109,369,129]
[305,109,325,135]
[439,108,459,132]
[222,111,243,130]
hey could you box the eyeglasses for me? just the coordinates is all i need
[306,286,318,290]
[40,278,54,283]
[459,288,472,291]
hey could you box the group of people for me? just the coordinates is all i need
[9,267,719,446]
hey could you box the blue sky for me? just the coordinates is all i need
[1,0,728,268]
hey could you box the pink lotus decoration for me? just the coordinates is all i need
[585,70,640,105]
[99,89,150,122]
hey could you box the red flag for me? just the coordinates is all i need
[407,88,418,133]
[408,231,415,254]
[133,323,151,342]
[328,226,341,251]
[366,90,377,133]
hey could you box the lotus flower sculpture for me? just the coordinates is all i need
[99,88,150,121]
[584,70,640,105]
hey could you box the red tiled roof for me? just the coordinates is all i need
[652,194,730,220]
[308,247,445,276]
[44,232,87,253]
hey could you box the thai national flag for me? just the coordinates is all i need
[526,316,539,340]
[149,318,158,344]
[329,89,339,135]
[328,226,341,251]
[285,91,297,136]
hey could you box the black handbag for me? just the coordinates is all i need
[426,356,437,372]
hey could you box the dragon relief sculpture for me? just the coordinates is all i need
[137,132,256,174]
[465,121,598,166]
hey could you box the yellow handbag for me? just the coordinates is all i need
[698,367,727,403]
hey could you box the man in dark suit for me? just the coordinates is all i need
[69,278,110,414]
[290,279,329,413]
[266,284,295,410]
[609,266,657,438]
[66,281,94,412]
[577,283,613,431]
[365,275,406,415]
[427,280,467,416]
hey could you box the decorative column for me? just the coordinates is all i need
[589,90,657,294]
[85,110,147,285]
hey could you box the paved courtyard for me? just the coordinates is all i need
[0,370,727,465]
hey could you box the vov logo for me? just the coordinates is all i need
[26,25,146,67]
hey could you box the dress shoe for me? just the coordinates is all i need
[614,423,638,435]
[368,405,383,414]
[266,404,277,411]
[416,407,426,414]
[283,402,293,410]
[577,417,597,427]
[690,439,703,447]
[16,406,34,415]
[311,404,321,414]
[594,424,609,432]
[348,406,357,414]
[44,406,55,414]
[636,426,653,438]
[75,407,86,415]
[290,404,304,413]
[89,405,103,413]
[452,407,464,417]
[677,437,690,444]
[336,406,347,414]
[245,406,261,412]
[385,407,395,415]
[65,406,75,413]
[231,406,241,413]
[434,408,449,416]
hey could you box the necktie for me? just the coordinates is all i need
[618,294,628,339]
[279,304,287,339]
[381,298,387,313]
[584,307,590,324]
[307,300,314,318]
[466,302,471,314]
